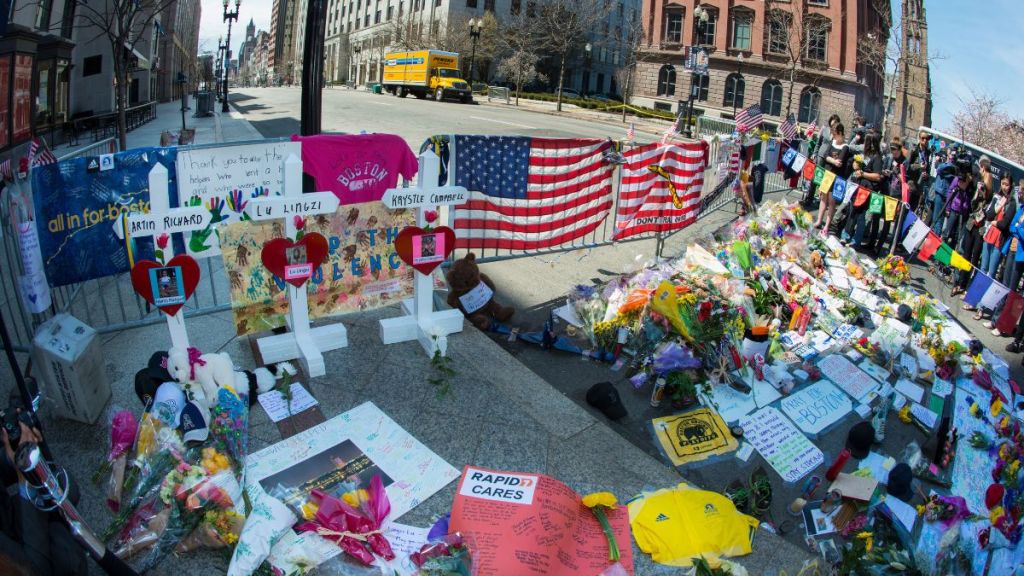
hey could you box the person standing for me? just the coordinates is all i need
[974,174,1014,321]
[802,114,840,209]
[990,179,1024,335]
[842,133,884,247]
[953,156,994,299]
[870,137,908,255]
[907,131,932,212]
[813,123,850,232]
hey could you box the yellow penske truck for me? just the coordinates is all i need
[382,50,472,103]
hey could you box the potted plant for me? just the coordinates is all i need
[666,371,699,409]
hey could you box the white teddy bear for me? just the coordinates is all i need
[166,346,295,408]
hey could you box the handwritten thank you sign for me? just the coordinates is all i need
[741,407,823,483]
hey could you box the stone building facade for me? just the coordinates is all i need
[634,0,889,127]
[884,0,931,141]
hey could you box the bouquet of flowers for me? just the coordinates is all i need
[294,475,395,566]
[411,533,475,576]
[878,255,910,286]
[103,378,252,571]
[569,285,610,349]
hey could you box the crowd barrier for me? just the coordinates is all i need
[3,130,796,351]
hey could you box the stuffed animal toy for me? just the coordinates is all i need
[445,252,514,331]
[165,347,295,408]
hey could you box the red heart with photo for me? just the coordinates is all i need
[260,233,329,287]
[130,255,201,316]
[393,226,456,276]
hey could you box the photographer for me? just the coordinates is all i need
[907,131,932,211]
[1,410,87,576]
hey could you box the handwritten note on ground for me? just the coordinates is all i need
[740,407,823,483]
[257,382,318,422]
[818,354,881,402]
[780,380,853,435]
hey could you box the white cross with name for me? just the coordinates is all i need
[113,163,213,350]
[379,150,467,358]
[242,154,346,377]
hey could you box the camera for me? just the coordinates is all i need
[1,397,39,451]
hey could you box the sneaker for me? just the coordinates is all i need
[984,321,996,329]
[995,328,1007,337]
[1005,341,1021,353]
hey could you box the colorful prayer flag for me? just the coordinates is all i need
[831,178,847,202]
[964,273,993,308]
[868,193,884,215]
[917,233,941,261]
[802,159,816,181]
[949,249,972,271]
[884,196,898,221]
[901,208,917,235]
[903,219,930,254]
[813,165,825,185]
[934,243,953,266]
[996,292,1024,335]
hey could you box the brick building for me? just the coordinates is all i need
[633,0,889,128]
[155,0,202,102]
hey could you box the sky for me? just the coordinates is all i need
[197,0,1024,130]
[198,0,273,58]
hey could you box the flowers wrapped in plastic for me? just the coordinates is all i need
[103,378,253,571]
[411,533,475,576]
[294,475,395,566]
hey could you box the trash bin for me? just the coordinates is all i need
[31,314,110,424]
[195,91,214,117]
[371,83,383,94]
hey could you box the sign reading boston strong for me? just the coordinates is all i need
[218,202,416,335]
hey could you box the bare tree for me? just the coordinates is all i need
[386,10,428,51]
[535,0,611,111]
[762,0,841,122]
[52,0,178,149]
[613,9,647,122]
[951,92,1024,165]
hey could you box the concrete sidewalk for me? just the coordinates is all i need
[8,101,817,576]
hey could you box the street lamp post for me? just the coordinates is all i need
[217,37,227,101]
[467,18,482,84]
[177,72,188,131]
[583,42,592,97]
[733,52,744,117]
[222,0,241,113]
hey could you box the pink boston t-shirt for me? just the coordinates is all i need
[292,133,418,205]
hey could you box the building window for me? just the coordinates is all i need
[724,73,744,108]
[694,7,717,46]
[691,73,709,101]
[808,0,828,5]
[657,64,675,97]
[364,14,370,25]
[466,0,475,6]
[663,9,683,44]
[760,80,783,116]
[35,0,53,30]
[805,17,830,62]
[798,87,821,123]
[511,0,520,13]
[83,55,102,76]
[730,8,752,51]
[375,9,380,22]
[766,10,790,55]
[485,0,494,10]
[434,0,440,6]
[387,4,392,18]
[60,0,75,38]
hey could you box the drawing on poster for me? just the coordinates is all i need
[740,407,823,483]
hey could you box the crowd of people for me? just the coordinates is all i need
[794,115,1024,362]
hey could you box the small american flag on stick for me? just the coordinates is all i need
[779,114,797,140]
[29,137,58,166]
[626,123,635,142]
[735,104,763,130]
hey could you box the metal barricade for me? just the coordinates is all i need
[486,86,510,105]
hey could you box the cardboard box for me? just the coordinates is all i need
[30,314,110,423]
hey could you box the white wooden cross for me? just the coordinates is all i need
[113,163,213,350]
[379,151,467,357]
[243,154,345,377]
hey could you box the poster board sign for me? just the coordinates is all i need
[779,380,852,436]
[450,466,634,576]
[244,402,459,571]
[740,407,823,483]
[175,140,300,258]
[31,147,178,287]
[818,354,881,402]
[0,55,9,149]
[652,408,738,466]
[218,202,415,335]
[11,54,31,143]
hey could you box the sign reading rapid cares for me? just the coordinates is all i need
[458,467,538,505]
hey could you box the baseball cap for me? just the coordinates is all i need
[586,381,628,421]
[845,421,876,460]
[180,401,210,444]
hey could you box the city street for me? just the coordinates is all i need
[229,86,648,146]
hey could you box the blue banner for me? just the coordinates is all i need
[32,147,179,287]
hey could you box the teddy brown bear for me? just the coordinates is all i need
[445,253,515,330]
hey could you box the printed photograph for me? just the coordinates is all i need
[286,244,307,265]
[258,438,394,517]
[150,266,185,306]
[413,232,444,265]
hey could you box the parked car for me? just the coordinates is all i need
[556,88,582,99]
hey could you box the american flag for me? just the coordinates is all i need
[452,136,614,250]
[661,118,680,144]
[779,114,797,140]
[626,123,635,142]
[0,160,11,181]
[613,141,708,240]
[29,137,57,166]
[736,104,763,129]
